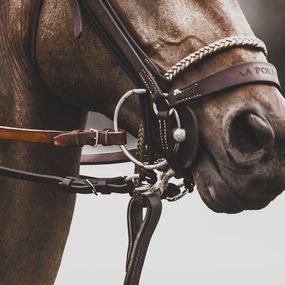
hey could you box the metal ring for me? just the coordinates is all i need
[90,128,99,148]
[113,89,168,170]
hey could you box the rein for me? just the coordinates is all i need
[2,0,281,284]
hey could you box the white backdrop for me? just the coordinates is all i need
[55,113,285,285]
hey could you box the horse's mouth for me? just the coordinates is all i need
[193,158,244,214]
[192,149,276,214]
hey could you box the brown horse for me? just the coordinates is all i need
[1,0,285,284]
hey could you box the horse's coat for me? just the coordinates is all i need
[0,1,285,284]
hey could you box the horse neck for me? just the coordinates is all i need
[0,0,87,131]
[0,1,36,104]
[111,0,255,71]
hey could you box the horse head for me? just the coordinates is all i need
[36,0,285,214]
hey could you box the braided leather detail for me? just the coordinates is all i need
[134,122,145,187]
[165,36,267,80]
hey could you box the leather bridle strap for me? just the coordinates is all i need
[78,0,164,162]
[0,164,134,194]
[125,190,162,285]
[0,126,126,147]
[167,62,281,108]
[79,0,166,102]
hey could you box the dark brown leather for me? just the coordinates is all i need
[124,190,162,285]
[167,62,281,108]
[0,164,134,195]
[0,126,126,147]
[79,0,167,101]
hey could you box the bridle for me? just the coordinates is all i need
[0,0,281,284]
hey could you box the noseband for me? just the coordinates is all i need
[0,0,281,284]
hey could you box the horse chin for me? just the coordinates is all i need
[192,152,242,214]
[192,150,275,214]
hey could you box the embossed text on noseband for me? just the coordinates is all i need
[255,66,276,76]
[240,69,253,77]
[240,66,276,77]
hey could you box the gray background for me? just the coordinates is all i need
[55,1,285,284]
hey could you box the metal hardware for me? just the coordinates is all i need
[153,100,184,152]
[85,179,98,195]
[90,128,99,148]
[114,89,168,170]
[173,128,186,143]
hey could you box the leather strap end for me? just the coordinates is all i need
[53,130,96,147]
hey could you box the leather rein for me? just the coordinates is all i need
[1,0,281,284]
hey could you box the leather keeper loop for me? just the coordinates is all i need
[53,129,127,147]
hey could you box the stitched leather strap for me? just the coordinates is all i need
[78,0,163,161]
[124,190,162,285]
[0,127,126,147]
[167,62,281,108]
[79,0,167,101]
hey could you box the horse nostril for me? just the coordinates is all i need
[228,112,274,154]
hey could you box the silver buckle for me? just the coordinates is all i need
[90,128,99,148]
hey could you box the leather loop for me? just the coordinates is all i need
[54,130,95,147]
[124,190,162,285]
